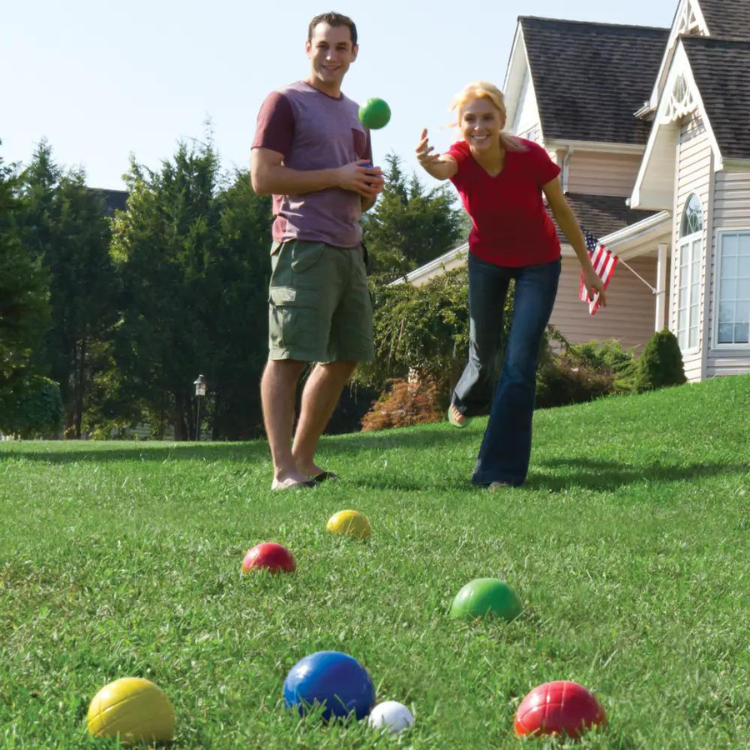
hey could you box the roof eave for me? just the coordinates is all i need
[544,138,645,155]
[721,158,750,172]
[503,24,531,134]
[389,244,469,287]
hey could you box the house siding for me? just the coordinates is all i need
[707,170,750,377]
[567,152,643,197]
[550,254,659,350]
[672,115,712,382]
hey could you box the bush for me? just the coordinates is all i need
[0,377,63,438]
[536,332,638,409]
[361,378,443,431]
[536,353,615,409]
[635,329,687,391]
[356,267,514,410]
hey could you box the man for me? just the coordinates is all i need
[251,12,384,490]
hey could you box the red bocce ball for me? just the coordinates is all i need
[515,681,606,739]
[242,542,296,574]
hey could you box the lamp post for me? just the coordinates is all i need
[193,374,207,442]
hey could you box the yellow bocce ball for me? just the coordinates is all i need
[87,677,175,744]
[326,509,372,540]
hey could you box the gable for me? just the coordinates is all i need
[520,17,669,146]
[647,0,709,111]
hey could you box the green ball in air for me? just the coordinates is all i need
[359,98,391,130]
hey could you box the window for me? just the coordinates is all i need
[677,194,703,351]
[717,232,750,345]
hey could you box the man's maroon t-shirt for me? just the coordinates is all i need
[252,81,372,249]
[448,138,562,267]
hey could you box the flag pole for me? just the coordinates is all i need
[617,258,663,295]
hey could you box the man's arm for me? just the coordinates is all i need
[251,148,382,200]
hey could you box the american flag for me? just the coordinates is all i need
[579,230,618,315]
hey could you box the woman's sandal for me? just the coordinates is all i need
[447,405,472,428]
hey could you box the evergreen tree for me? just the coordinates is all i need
[364,154,465,281]
[0,145,53,434]
[17,141,118,437]
[110,141,272,440]
[208,170,272,439]
[111,141,223,439]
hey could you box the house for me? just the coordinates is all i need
[398,0,750,382]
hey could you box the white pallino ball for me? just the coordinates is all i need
[367,700,415,734]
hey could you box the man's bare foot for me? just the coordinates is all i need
[271,471,315,491]
[294,459,324,479]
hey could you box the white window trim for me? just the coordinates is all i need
[712,228,750,350]
[677,230,702,356]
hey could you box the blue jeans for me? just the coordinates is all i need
[452,254,561,487]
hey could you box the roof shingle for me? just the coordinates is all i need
[520,17,669,144]
[682,36,750,160]
[697,0,750,40]
[547,193,661,241]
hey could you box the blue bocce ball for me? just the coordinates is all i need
[283,651,376,720]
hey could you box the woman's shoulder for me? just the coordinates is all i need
[508,136,545,155]
[447,140,471,158]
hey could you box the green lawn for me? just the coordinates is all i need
[1,375,749,748]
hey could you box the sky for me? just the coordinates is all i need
[2,0,677,191]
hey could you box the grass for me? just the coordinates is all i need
[1,375,749,748]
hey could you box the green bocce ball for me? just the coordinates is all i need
[359,97,391,130]
[450,578,523,621]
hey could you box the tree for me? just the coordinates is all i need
[109,141,273,440]
[363,154,465,281]
[207,170,273,439]
[0,144,54,434]
[16,141,118,437]
[110,140,223,439]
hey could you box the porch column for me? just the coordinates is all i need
[655,242,669,331]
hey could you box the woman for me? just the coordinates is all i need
[416,81,606,490]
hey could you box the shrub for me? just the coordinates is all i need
[536,333,638,409]
[361,378,443,431]
[0,377,63,438]
[536,353,614,409]
[635,329,687,391]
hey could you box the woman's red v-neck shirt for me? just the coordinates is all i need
[447,138,562,267]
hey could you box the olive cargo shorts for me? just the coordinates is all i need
[268,240,375,363]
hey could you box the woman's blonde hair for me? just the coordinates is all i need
[450,81,525,151]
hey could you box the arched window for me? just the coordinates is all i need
[677,194,703,351]
[680,193,703,237]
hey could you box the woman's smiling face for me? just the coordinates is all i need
[460,97,505,152]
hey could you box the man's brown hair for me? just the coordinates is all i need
[308,12,358,47]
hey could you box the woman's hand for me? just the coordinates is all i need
[416,128,442,168]
[415,129,458,180]
[583,269,607,307]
